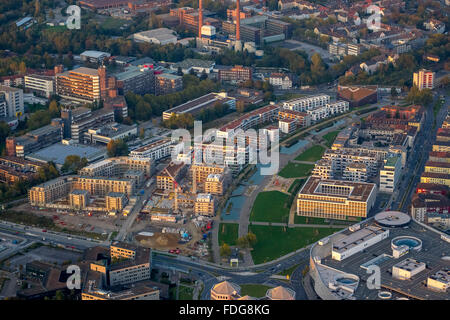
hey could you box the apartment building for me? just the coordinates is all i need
[69,189,89,209]
[311,159,335,179]
[322,149,379,177]
[279,118,297,134]
[24,74,55,98]
[424,161,450,175]
[79,157,151,177]
[155,73,183,96]
[156,162,187,191]
[56,67,103,103]
[204,173,229,196]
[130,139,174,161]
[282,95,330,112]
[106,192,128,211]
[343,163,368,182]
[278,109,311,127]
[0,156,42,184]
[297,177,377,220]
[379,153,402,193]
[29,175,136,206]
[0,85,24,118]
[413,69,435,90]
[194,193,216,216]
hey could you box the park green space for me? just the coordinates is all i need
[295,145,326,162]
[322,131,340,147]
[178,285,194,300]
[249,225,337,264]
[278,162,314,178]
[240,284,273,298]
[249,191,290,223]
[218,223,239,246]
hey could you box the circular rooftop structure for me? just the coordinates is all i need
[392,236,422,251]
[374,211,411,228]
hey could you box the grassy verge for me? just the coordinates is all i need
[178,285,194,300]
[250,191,290,223]
[322,131,340,147]
[295,145,325,162]
[278,162,314,178]
[218,223,239,246]
[240,284,272,298]
[249,225,337,264]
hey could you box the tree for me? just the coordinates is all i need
[391,87,398,99]
[61,155,88,173]
[107,139,129,157]
[220,243,231,257]
[49,100,59,117]
[139,127,146,140]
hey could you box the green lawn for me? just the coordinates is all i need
[218,223,239,246]
[240,284,272,298]
[288,178,306,194]
[101,17,128,30]
[178,285,194,300]
[294,216,329,225]
[249,225,338,264]
[278,162,314,178]
[278,264,301,277]
[295,145,326,162]
[322,131,340,147]
[250,191,290,223]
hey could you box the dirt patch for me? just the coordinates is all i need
[136,232,181,250]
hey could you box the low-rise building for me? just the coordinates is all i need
[392,258,426,280]
[427,269,450,292]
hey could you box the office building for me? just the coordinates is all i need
[427,269,450,292]
[114,65,155,95]
[218,65,252,83]
[297,177,377,220]
[24,74,55,98]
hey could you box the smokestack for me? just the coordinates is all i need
[236,0,241,41]
[198,0,203,38]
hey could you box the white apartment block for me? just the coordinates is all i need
[343,163,368,182]
[282,95,330,112]
[322,149,379,177]
[311,159,335,179]
[379,153,402,193]
[130,139,174,161]
[24,75,55,98]
[0,85,24,118]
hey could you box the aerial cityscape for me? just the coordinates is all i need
[0,0,448,307]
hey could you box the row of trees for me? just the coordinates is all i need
[220,233,257,257]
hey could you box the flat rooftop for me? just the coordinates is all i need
[26,143,106,166]
[313,218,450,300]
[299,177,376,202]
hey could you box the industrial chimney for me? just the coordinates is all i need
[198,0,203,38]
[236,0,241,41]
